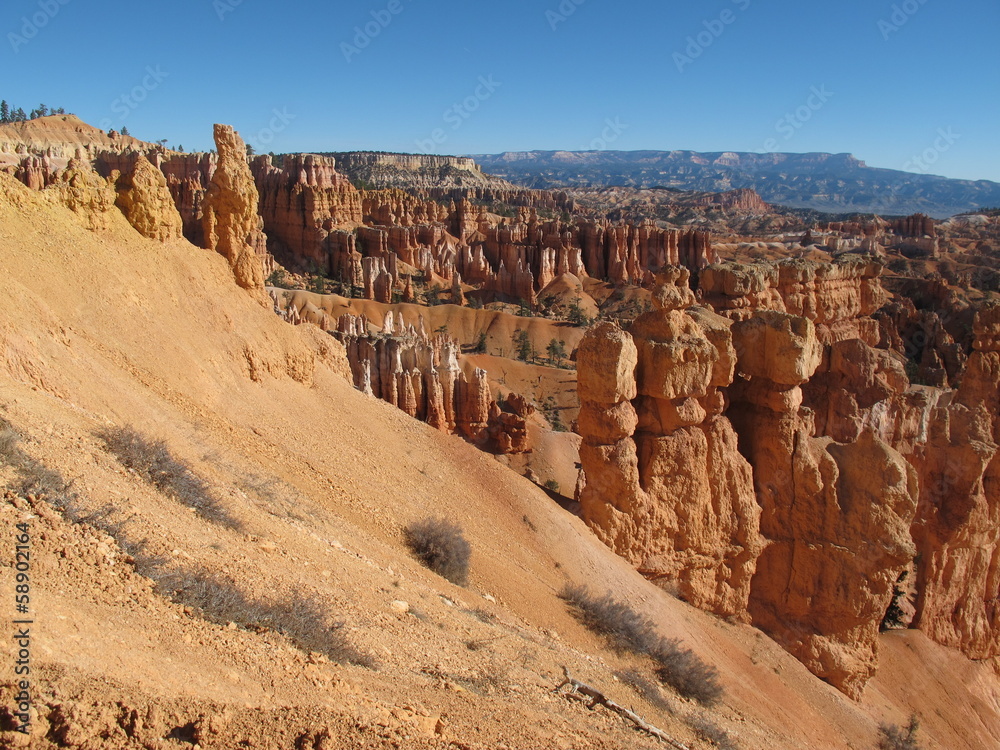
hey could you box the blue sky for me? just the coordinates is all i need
[4,0,998,181]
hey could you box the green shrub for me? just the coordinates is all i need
[881,571,909,631]
[266,269,291,288]
[567,297,592,327]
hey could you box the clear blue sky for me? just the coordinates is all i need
[4,0,998,181]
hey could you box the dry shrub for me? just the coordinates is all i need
[98,426,240,529]
[154,568,376,668]
[559,584,660,655]
[689,711,739,750]
[466,607,497,625]
[0,424,19,463]
[877,716,922,750]
[0,419,75,503]
[652,639,724,707]
[17,459,69,499]
[560,584,724,706]
[404,517,471,586]
[615,669,672,713]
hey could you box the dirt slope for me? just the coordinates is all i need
[0,171,998,749]
[0,114,156,159]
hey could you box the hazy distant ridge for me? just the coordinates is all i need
[470,150,1000,218]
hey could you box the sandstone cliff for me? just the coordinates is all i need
[252,153,363,272]
[911,303,1000,659]
[0,113,153,160]
[699,255,887,342]
[726,309,918,698]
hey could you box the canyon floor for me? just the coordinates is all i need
[1,153,1000,750]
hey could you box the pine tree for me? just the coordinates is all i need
[567,297,591,326]
[0,101,9,123]
[37,104,47,117]
[473,332,487,354]
[12,108,26,122]
[546,338,567,367]
[121,126,130,136]
[513,329,533,362]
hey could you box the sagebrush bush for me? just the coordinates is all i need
[154,568,376,668]
[0,424,19,463]
[404,517,471,585]
[559,584,660,655]
[0,419,75,502]
[877,716,922,750]
[559,584,724,706]
[615,669,672,712]
[98,426,239,528]
[652,639,724,707]
[689,711,739,750]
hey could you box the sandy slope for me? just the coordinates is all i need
[0,171,998,749]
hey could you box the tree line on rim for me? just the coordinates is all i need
[0,101,67,123]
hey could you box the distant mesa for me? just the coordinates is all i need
[322,151,516,191]
[470,149,1000,219]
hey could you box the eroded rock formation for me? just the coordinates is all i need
[252,153,363,271]
[331,314,530,455]
[577,268,762,619]
[43,155,118,231]
[911,303,1000,659]
[577,259,1000,699]
[700,256,887,342]
[202,125,268,290]
[113,155,184,241]
[726,309,918,698]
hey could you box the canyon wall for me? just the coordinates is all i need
[4,114,999,706]
[3,128,717,304]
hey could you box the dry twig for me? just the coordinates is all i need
[555,666,690,749]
